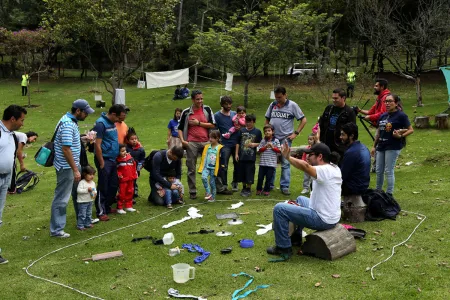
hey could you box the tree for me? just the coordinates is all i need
[353,0,450,107]
[190,2,327,107]
[44,0,178,104]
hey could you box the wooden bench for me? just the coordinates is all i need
[301,224,356,260]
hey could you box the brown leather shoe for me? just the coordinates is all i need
[99,215,110,221]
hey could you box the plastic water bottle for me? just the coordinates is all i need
[90,188,96,199]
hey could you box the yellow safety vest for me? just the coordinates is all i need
[347,72,355,83]
[21,74,29,86]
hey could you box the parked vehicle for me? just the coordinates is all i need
[287,62,339,75]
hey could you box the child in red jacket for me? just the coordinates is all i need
[116,144,138,214]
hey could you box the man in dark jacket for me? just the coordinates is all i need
[319,88,356,160]
[148,146,184,205]
[340,123,370,196]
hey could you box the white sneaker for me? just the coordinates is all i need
[125,208,136,212]
[117,209,127,214]
[91,218,100,224]
[52,231,70,238]
[301,189,309,194]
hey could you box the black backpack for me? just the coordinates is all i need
[143,150,164,172]
[15,170,40,194]
[362,189,401,221]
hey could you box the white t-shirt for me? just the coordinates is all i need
[76,179,96,203]
[15,132,27,145]
[309,163,342,224]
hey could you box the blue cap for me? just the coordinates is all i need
[239,239,254,248]
[73,99,95,114]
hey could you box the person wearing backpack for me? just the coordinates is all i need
[0,105,27,264]
[50,100,94,239]
[371,93,414,195]
[147,146,184,206]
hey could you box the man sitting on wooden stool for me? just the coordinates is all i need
[267,142,342,260]
[340,123,370,199]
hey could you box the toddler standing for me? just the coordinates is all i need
[76,166,97,230]
[126,128,145,201]
[301,133,319,194]
[116,144,138,214]
[198,130,222,202]
[256,124,281,196]
[222,106,246,139]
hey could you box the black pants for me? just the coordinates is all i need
[22,86,27,96]
[256,166,275,192]
[94,158,118,216]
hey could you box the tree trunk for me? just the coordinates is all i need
[37,72,40,92]
[263,62,268,77]
[363,42,368,65]
[415,76,423,107]
[356,43,361,66]
[176,0,183,43]
[377,53,384,73]
[27,81,31,107]
[244,80,250,108]
[370,51,377,73]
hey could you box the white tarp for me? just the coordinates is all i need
[225,72,233,91]
[115,89,125,105]
[145,68,189,89]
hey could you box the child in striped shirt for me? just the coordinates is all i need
[256,124,281,196]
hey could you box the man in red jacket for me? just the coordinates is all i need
[357,78,390,126]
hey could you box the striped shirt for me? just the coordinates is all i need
[54,113,80,171]
[257,137,281,168]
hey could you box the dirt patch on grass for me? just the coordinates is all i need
[424,154,450,166]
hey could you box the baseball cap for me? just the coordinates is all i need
[303,143,331,157]
[73,99,95,114]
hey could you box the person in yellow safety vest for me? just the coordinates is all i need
[21,72,29,96]
[346,70,356,98]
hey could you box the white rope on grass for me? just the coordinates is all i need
[24,199,281,299]
[370,209,427,280]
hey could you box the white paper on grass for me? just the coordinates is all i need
[256,223,273,235]
[162,208,203,228]
[228,201,244,210]
[145,68,189,89]
[225,73,233,91]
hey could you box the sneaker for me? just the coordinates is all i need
[231,182,239,192]
[256,190,262,195]
[77,227,86,231]
[91,218,100,224]
[217,189,233,195]
[99,215,109,221]
[0,255,8,264]
[109,208,118,214]
[86,224,94,229]
[222,132,231,139]
[189,193,197,200]
[301,188,309,194]
[266,245,293,256]
[269,185,275,191]
[167,204,173,209]
[207,198,215,203]
[281,188,291,195]
[51,231,70,238]
[117,209,126,214]
[263,191,270,196]
[204,194,213,200]
[125,208,136,212]
[240,189,247,197]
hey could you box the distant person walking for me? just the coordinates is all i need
[21,72,29,96]
[167,108,182,149]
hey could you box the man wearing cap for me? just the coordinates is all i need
[267,142,342,259]
[115,105,130,144]
[93,104,127,221]
[50,99,94,238]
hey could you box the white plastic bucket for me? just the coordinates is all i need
[163,232,175,245]
[172,263,195,283]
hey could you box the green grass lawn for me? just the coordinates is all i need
[0,76,449,299]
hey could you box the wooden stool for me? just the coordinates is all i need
[414,116,430,129]
[435,113,449,129]
[342,195,366,223]
[301,224,356,260]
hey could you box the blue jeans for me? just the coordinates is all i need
[50,168,75,235]
[163,189,180,206]
[376,150,401,194]
[216,145,238,191]
[273,196,336,248]
[77,202,93,228]
[271,138,291,189]
[0,173,12,226]
[202,168,216,198]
